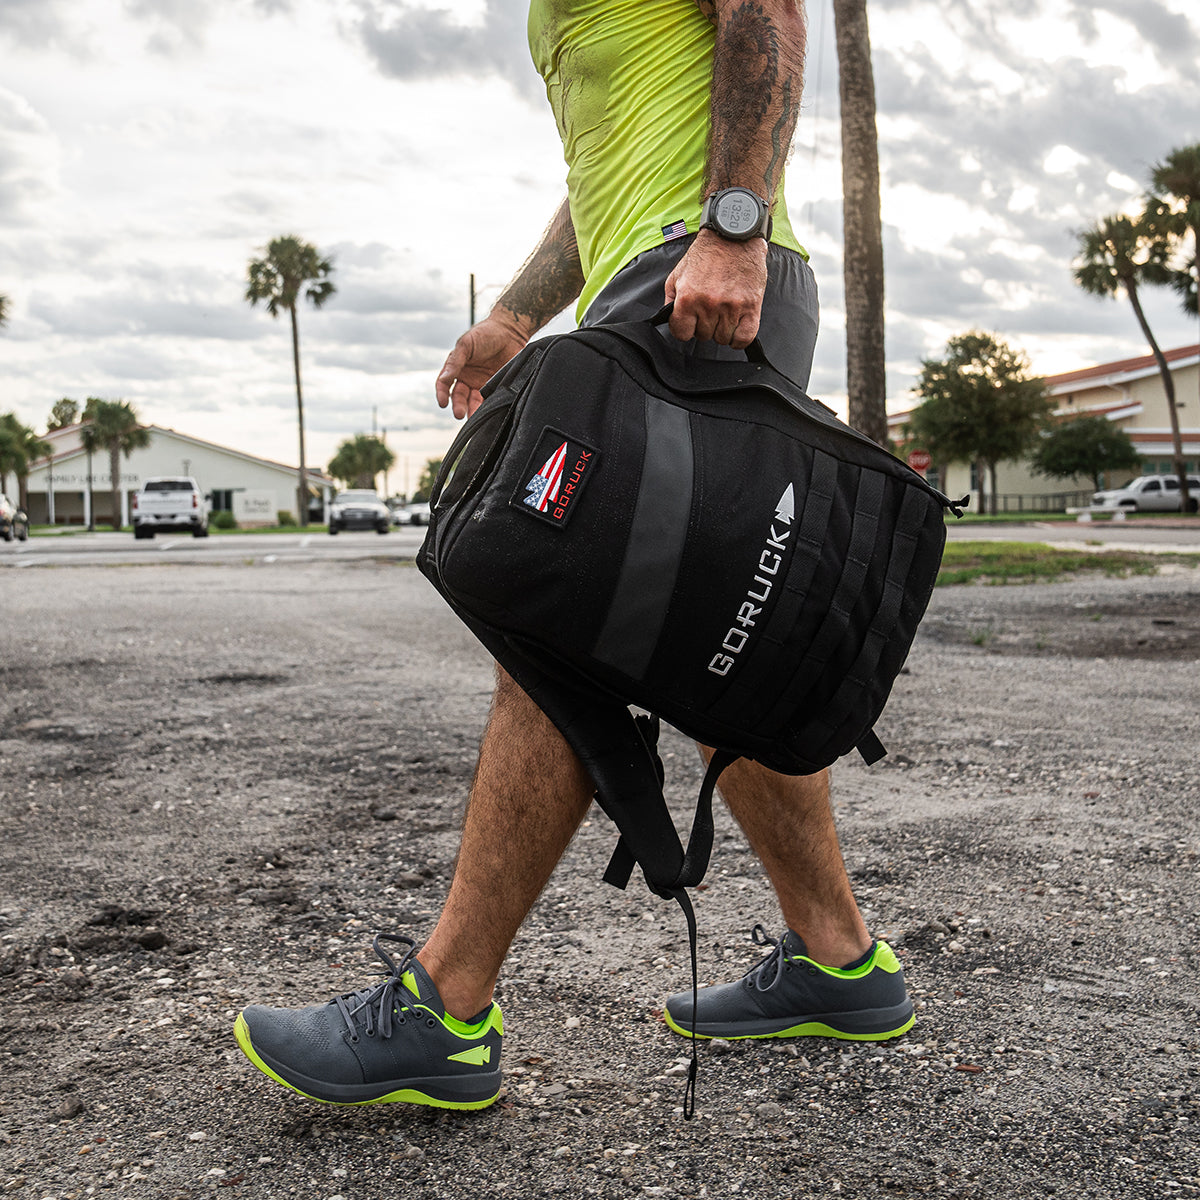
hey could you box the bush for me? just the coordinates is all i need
[211,510,238,530]
[276,510,295,526]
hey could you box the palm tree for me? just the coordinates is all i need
[1074,214,1191,513]
[0,414,50,508]
[0,413,21,495]
[833,0,886,446]
[245,236,336,527]
[328,434,395,490]
[1149,143,1200,318]
[79,399,152,530]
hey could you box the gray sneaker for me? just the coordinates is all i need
[235,934,503,1109]
[664,925,914,1041]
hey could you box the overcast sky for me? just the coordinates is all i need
[2,0,1198,486]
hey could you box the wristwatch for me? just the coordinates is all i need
[699,187,773,242]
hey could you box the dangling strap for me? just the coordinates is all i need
[665,885,701,1119]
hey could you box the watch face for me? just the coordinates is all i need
[714,190,762,236]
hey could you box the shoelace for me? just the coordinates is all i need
[741,924,791,992]
[333,933,421,1042]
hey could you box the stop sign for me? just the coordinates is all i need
[907,449,932,472]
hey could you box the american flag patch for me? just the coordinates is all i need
[662,218,688,241]
[511,427,599,529]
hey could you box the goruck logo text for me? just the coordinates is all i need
[708,485,796,676]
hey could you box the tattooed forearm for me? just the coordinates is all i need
[706,1,805,201]
[766,76,795,196]
[495,199,585,334]
[693,0,719,25]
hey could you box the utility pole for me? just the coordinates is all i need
[470,273,476,327]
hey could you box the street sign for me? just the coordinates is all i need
[907,449,932,472]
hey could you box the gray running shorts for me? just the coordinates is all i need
[580,236,820,389]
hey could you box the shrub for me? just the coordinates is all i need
[212,510,238,530]
[276,510,295,526]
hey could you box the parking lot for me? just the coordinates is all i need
[1,552,1199,1197]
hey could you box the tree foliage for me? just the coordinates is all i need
[327,434,395,489]
[48,398,80,430]
[245,235,335,527]
[1030,416,1141,491]
[0,293,8,328]
[79,399,151,530]
[905,332,1052,514]
[0,413,51,506]
[1148,142,1200,317]
[412,458,443,503]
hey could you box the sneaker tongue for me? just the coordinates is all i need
[399,957,442,1008]
[781,929,809,958]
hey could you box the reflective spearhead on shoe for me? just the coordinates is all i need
[235,933,503,1109]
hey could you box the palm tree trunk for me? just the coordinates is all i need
[833,0,887,447]
[109,444,122,530]
[290,303,309,527]
[1127,281,1191,511]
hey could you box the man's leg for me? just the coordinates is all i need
[418,666,594,1020]
[664,751,912,1042]
[705,752,870,967]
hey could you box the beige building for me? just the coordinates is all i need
[23,424,333,528]
[891,343,1200,512]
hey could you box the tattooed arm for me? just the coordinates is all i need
[436,197,583,419]
[667,0,806,348]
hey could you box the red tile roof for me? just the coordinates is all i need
[1045,343,1199,388]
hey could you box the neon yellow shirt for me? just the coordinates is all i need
[528,0,806,321]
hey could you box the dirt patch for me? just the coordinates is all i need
[0,564,1197,1199]
[921,584,1200,659]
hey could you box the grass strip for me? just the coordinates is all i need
[937,540,1200,586]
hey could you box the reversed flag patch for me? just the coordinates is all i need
[662,218,688,241]
[511,427,599,528]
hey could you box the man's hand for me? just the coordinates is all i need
[664,230,768,348]
[435,313,529,420]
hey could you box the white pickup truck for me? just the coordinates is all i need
[131,477,211,538]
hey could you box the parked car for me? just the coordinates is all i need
[404,502,432,527]
[1,493,29,542]
[132,477,211,538]
[1091,474,1200,513]
[328,489,390,535]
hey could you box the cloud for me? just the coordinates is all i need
[122,0,296,55]
[1068,0,1199,73]
[0,0,77,50]
[348,0,544,100]
[0,88,59,224]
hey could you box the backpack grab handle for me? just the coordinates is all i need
[648,303,768,365]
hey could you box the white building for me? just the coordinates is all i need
[890,342,1200,512]
[24,424,333,528]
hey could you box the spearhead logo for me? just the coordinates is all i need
[776,483,795,525]
[511,427,599,528]
[707,484,797,677]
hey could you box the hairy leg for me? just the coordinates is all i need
[704,750,871,967]
[419,667,594,1020]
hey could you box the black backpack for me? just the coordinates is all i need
[418,310,960,1107]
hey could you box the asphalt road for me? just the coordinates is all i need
[3,518,1199,568]
[0,526,430,568]
[2,561,1198,1199]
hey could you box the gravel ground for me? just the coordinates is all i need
[1,559,1198,1199]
